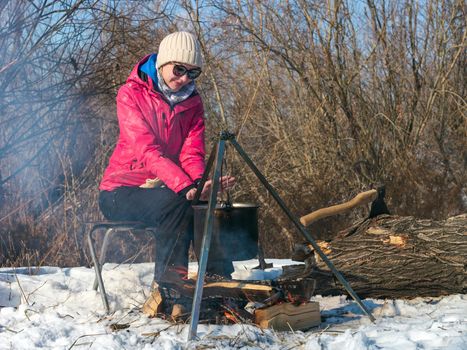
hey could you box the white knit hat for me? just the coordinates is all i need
[156,31,203,69]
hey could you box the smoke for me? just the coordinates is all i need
[0,1,104,215]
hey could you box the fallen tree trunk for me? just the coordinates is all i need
[284,214,466,299]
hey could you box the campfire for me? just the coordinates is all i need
[143,271,321,331]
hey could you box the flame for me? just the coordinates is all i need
[224,310,239,323]
[286,291,308,305]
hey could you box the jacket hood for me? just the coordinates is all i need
[139,53,159,86]
[126,54,157,91]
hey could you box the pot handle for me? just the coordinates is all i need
[300,189,378,227]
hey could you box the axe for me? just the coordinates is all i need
[300,186,389,227]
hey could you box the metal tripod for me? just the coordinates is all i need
[188,131,375,341]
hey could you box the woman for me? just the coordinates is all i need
[98,31,234,286]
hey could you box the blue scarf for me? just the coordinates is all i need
[140,54,195,107]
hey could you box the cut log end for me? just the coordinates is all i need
[255,302,321,331]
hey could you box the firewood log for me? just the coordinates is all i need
[283,214,466,298]
[255,302,320,331]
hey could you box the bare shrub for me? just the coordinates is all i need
[0,0,465,266]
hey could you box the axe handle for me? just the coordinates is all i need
[300,189,378,227]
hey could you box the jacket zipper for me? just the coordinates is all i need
[149,88,198,146]
[163,111,169,143]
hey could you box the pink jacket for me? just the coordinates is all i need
[99,56,206,193]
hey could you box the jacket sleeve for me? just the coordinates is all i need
[117,86,194,193]
[179,103,206,181]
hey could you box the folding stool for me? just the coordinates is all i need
[87,221,157,313]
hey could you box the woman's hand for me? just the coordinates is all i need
[185,188,198,200]
[219,175,236,190]
[200,175,236,200]
[185,176,236,201]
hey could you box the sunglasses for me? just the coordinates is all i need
[173,64,202,80]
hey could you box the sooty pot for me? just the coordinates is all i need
[192,203,259,277]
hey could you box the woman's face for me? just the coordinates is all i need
[160,62,199,92]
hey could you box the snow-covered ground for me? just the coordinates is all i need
[0,259,466,349]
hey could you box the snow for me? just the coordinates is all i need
[0,259,466,349]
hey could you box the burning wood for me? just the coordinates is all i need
[142,276,321,330]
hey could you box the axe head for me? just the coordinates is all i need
[368,186,390,218]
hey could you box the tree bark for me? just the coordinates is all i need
[284,214,466,298]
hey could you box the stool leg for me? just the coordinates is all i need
[92,228,113,290]
[88,226,110,314]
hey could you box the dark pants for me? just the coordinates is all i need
[99,186,193,281]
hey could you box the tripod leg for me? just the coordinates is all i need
[230,138,376,322]
[188,140,226,340]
